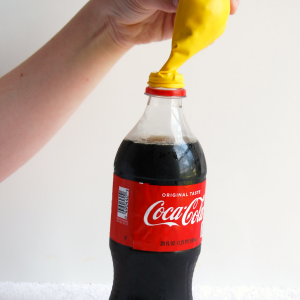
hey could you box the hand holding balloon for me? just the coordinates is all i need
[148,0,231,88]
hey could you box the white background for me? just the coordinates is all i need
[0,0,300,287]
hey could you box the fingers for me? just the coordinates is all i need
[141,0,238,15]
[140,0,178,13]
[161,12,176,41]
[230,0,239,15]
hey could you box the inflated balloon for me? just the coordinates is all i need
[148,0,230,88]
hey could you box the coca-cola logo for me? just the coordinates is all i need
[144,196,205,227]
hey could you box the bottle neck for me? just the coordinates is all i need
[147,96,182,108]
[126,95,197,145]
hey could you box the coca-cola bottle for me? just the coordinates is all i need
[109,86,207,300]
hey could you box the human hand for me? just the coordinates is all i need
[230,0,239,14]
[101,0,239,49]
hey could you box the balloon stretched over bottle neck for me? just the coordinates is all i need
[148,0,230,89]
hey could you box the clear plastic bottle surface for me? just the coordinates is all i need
[109,87,207,300]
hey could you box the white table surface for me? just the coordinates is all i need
[0,283,300,300]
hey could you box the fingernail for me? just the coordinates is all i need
[173,0,179,7]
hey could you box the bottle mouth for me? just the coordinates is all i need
[145,86,186,98]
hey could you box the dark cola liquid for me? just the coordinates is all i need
[110,137,207,300]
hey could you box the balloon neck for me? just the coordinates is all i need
[148,70,185,89]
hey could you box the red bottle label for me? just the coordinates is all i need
[110,174,206,252]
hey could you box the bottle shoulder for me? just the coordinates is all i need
[114,138,207,186]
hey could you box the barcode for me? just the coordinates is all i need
[117,186,129,220]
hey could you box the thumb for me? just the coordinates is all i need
[141,0,178,13]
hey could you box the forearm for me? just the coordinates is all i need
[0,0,128,182]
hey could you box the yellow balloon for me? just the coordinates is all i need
[148,0,230,88]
